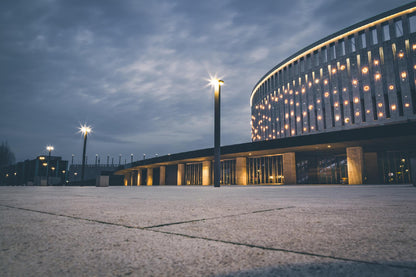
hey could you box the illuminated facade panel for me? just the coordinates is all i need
[251,4,416,141]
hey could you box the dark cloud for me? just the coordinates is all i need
[0,0,412,162]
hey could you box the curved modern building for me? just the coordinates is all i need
[116,3,416,186]
[251,3,416,141]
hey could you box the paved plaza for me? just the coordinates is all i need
[0,185,416,276]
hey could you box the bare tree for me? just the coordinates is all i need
[0,141,15,167]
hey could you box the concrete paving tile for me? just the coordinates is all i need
[0,207,360,277]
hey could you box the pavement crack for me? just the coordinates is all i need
[147,228,416,271]
[143,206,296,229]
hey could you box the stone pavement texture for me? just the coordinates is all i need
[0,185,415,276]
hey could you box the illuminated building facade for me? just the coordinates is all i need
[116,3,416,186]
[251,3,416,141]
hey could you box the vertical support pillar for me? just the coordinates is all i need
[236,157,247,185]
[177,164,185,186]
[364,152,379,184]
[147,168,153,186]
[202,161,211,186]
[136,170,141,186]
[159,166,166,186]
[283,152,297,184]
[347,147,364,185]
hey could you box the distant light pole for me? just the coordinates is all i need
[79,124,92,183]
[46,145,54,186]
[131,153,133,163]
[210,77,224,187]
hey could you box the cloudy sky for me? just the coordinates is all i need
[0,0,412,164]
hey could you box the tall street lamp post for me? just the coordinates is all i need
[210,78,224,187]
[79,124,92,183]
[46,145,54,186]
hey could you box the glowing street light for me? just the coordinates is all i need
[78,124,92,183]
[209,76,224,187]
[46,145,54,186]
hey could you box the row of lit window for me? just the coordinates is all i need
[254,40,413,103]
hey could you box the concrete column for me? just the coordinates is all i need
[202,161,211,186]
[347,147,364,185]
[236,157,247,185]
[159,166,166,186]
[283,152,297,184]
[136,170,141,186]
[364,152,379,184]
[177,164,185,186]
[147,168,153,186]
[124,174,128,186]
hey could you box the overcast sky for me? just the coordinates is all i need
[0,0,412,164]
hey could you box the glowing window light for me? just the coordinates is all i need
[324,92,330,98]
[401,71,407,79]
[332,68,337,74]
[413,44,416,50]
[344,100,349,105]
[265,100,268,104]
[405,103,410,108]
[285,99,288,104]
[354,97,359,103]
[315,79,320,84]
[303,111,307,116]
[374,60,379,66]
[345,118,350,123]
[398,52,404,58]
[280,94,283,99]
[364,85,370,91]
[317,99,321,104]
[297,117,301,122]
[343,87,347,92]
[352,79,358,86]
[335,115,340,121]
[366,109,371,114]
[340,65,346,71]
[296,102,300,106]
[303,127,307,132]
[375,73,381,80]
[276,118,279,121]
[378,103,383,107]
[311,126,315,130]
[285,89,288,94]
[355,111,360,116]
[268,117,271,121]
[291,130,295,135]
[324,79,328,85]
[302,88,306,93]
[268,104,271,109]
[295,91,299,95]
[290,111,294,116]
[388,85,394,90]
[284,124,289,130]
[273,136,276,139]
[414,65,416,70]
[308,82,312,87]
[285,113,289,119]
[39,156,45,160]
[334,102,339,107]
[289,90,293,95]
[308,105,314,110]
[290,100,294,105]
[333,90,337,94]
[391,105,397,111]
[362,67,369,74]
[378,112,384,117]
[317,115,322,120]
